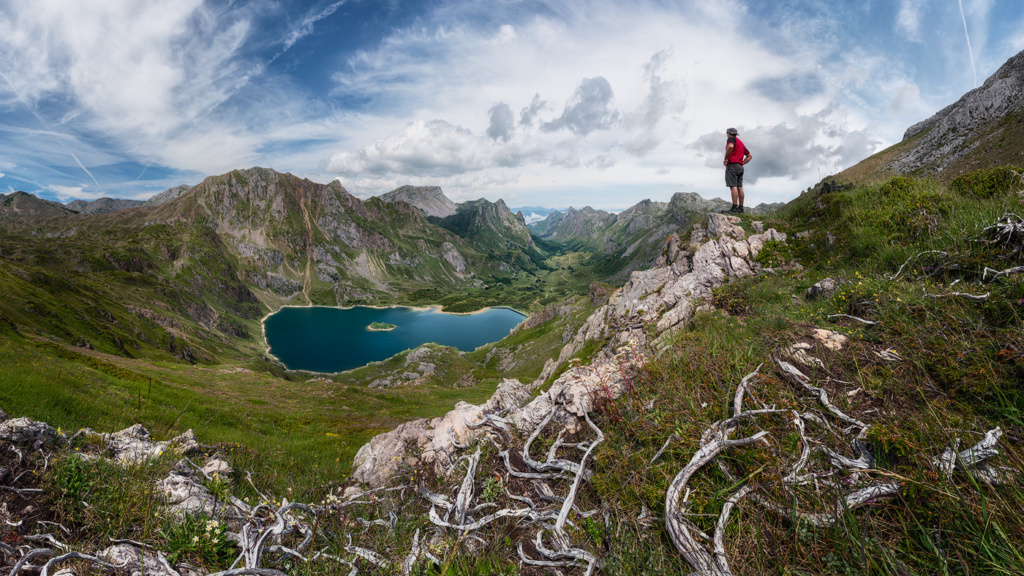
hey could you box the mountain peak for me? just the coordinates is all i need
[378,185,457,218]
[847,48,1024,183]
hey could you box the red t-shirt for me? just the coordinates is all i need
[727,137,748,164]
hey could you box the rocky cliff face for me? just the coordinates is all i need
[434,197,536,255]
[532,206,618,240]
[891,49,1024,177]
[378,185,458,218]
[144,184,191,207]
[156,167,484,307]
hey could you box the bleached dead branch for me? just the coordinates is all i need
[827,313,879,325]
[776,359,868,432]
[983,265,1024,282]
[887,250,948,280]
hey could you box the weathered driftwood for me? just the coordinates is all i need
[934,427,1009,484]
[887,250,949,280]
[923,290,990,301]
[39,551,127,576]
[983,265,1024,282]
[776,359,868,432]
[827,313,879,325]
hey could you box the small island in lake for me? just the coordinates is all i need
[366,321,397,332]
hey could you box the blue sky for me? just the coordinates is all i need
[1,0,1022,210]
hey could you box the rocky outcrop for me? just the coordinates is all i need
[0,417,59,446]
[351,345,643,487]
[144,184,191,207]
[378,185,457,218]
[541,214,786,381]
[807,277,840,300]
[66,197,144,214]
[352,378,534,485]
[351,212,789,487]
[894,49,1024,175]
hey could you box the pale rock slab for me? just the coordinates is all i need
[812,329,850,351]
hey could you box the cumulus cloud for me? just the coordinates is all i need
[49,184,96,201]
[751,72,825,103]
[520,94,547,127]
[487,103,515,142]
[327,120,490,177]
[691,111,881,183]
[622,49,680,156]
[541,77,619,136]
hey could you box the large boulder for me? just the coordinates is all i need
[106,425,201,465]
[807,277,840,300]
[0,417,60,446]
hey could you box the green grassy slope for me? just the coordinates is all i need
[588,170,1024,574]
[2,169,1022,574]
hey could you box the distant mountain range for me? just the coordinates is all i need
[528,195,783,281]
[0,168,553,362]
[511,206,561,225]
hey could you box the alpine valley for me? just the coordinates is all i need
[1,49,1024,576]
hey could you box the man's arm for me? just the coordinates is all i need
[742,150,752,165]
[723,142,734,165]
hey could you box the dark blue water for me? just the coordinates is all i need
[263,306,526,373]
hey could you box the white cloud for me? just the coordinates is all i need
[691,109,881,184]
[896,0,923,42]
[890,84,921,114]
[283,0,347,51]
[49,184,96,201]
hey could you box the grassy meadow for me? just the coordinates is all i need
[2,166,1023,574]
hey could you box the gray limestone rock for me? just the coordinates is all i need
[106,425,199,465]
[894,50,1024,175]
[807,278,840,300]
[706,213,745,240]
[0,417,59,446]
[351,378,532,486]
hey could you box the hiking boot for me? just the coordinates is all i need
[727,206,738,213]
[737,206,744,214]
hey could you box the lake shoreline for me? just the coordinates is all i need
[260,303,526,374]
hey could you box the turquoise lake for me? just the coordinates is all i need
[262,305,526,373]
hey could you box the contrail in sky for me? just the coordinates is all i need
[70,153,101,187]
[958,0,978,87]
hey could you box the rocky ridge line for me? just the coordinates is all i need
[350,213,789,486]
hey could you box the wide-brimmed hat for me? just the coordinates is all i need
[726,127,738,135]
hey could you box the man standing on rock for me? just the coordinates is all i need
[723,127,752,214]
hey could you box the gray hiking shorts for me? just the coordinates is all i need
[725,163,744,188]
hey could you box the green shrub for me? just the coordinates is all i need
[879,175,916,198]
[950,165,1024,198]
[873,177,951,243]
[159,514,237,568]
[753,239,794,268]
